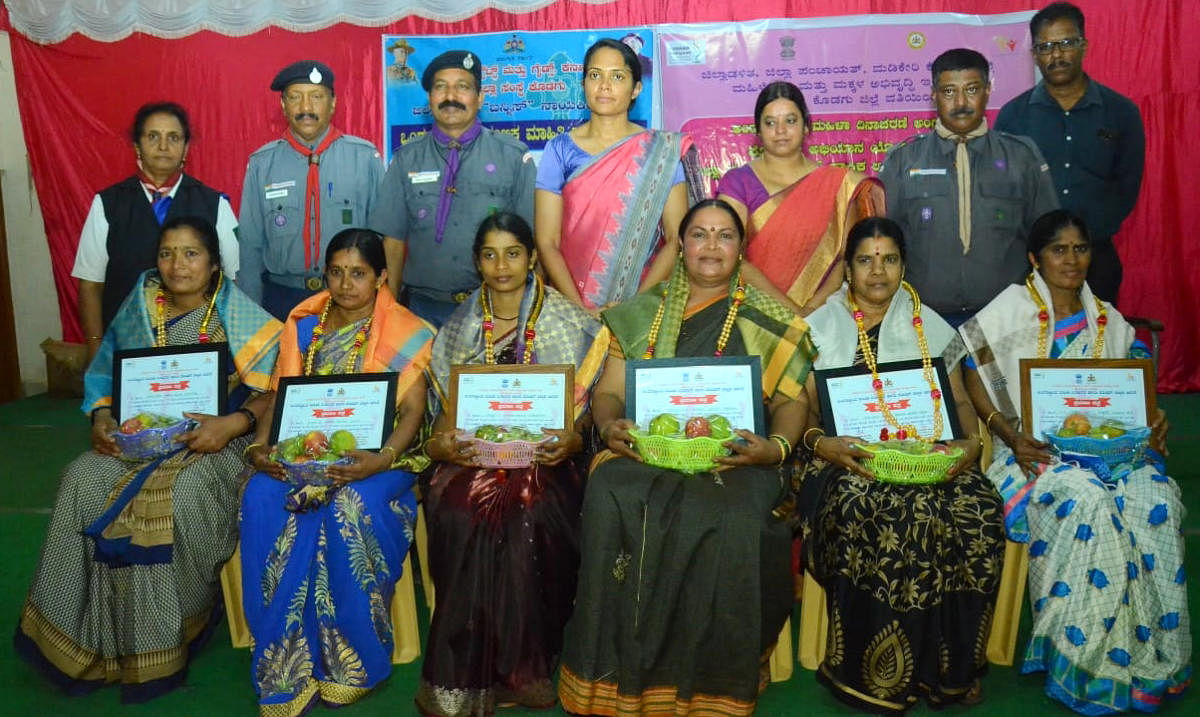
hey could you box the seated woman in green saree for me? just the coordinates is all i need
[557,199,816,717]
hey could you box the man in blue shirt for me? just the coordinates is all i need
[995,2,1144,305]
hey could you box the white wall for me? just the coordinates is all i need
[1,31,61,395]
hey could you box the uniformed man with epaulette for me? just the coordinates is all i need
[369,50,537,327]
[238,60,384,319]
[879,48,1059,327]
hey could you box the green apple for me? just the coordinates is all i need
[648,413,680,437]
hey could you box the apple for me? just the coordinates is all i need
[649,413,681,437]
[119,417,144,435]
[1060,413,1091,436]
[707,415,732,440]
[685,416,712,438]
[329,430,357,455]
[303,430,330,456]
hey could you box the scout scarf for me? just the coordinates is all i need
[431,120,483,244]
[283,127,344,270]
[933,117,988,255]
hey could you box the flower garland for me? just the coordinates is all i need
[1025,273,1106,358]
[849,281,943,443]
[154,273,221,348]
[303,297,373,376]
[481,273,545,364]
[643,272,746,359]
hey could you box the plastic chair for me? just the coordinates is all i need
[219,545,422,664]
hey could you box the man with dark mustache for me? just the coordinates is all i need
[368,50,536,327]
[878,48,1058,327]
[237,61,384,319]
[995,2,1144,305]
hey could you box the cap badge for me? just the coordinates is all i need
[462,54,475,69]
[309,67,323,84]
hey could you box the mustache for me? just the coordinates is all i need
[1048,61,1072,71]
[438,100,467,111]
[949,107,975,117]
[293,113,319,122]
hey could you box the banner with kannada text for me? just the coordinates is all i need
[656,13,1036,191]
[382,28,655,159]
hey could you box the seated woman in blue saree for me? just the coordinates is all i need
[241,228,435,717]
[15,216,281,702]
[960,210,1188,714]
[417,212,609,715]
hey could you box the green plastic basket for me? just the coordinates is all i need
[628,428,731,474]
[859,441,963,484]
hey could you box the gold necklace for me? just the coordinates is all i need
[154,273,220,348]
[303,298,373,375]
[1025,273,1106,358]
[643,273,745,359]
[481,274,544,364]
[849,281,943,443]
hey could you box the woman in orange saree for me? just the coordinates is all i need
[718,82,884,316]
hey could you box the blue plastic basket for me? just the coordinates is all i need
[111,419,192,461]
[1044,426,1151,468]
[277,456,354,486]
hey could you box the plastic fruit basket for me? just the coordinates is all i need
[859,441,963,484]
[628,429,730,474]
[111,419,191,461]
[1044,426,1151,469]
[277,457,353,486]
[457,430,551,469]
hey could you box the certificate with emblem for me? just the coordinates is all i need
[625,357,765,434]
[814,357,962,440]
[449,364,574,432]
[270,373,398,449]
[112,343,228,422]
[1019,359,1155,436]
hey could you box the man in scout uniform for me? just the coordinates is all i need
[369,49,537,327]
[879,48,1059,327]
[238,60,384,319]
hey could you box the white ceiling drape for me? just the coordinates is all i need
[4,0,617,44]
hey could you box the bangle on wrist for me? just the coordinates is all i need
[235,407,257,435]
[242,442,264,464]
[379,445,398,466]
[86,335,102,342]
[983,410,1004,430]
[768,434,792,465]
[802,426,825,451]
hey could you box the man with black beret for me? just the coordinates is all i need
[369,49,536,327]
[238,60,384,318]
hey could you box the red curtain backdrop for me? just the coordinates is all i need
[2,1,1196,391]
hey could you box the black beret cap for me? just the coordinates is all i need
[271,61,335,93]
[421,50,482,92]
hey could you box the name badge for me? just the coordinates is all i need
[908,168,948,176]
[266,180,297,190]
[409,170,440,184]
[265,189,289,199]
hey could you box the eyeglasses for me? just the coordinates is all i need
[1033,37,1085,55]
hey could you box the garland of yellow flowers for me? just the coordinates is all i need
[1025,273,1107,358]
[849,280,943,443]
[642,271,746,359]
[303,297,373,376]
[481,273,545,364]
[154,272,221,348]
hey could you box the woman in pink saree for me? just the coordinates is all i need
[534,38,692,313]
[718,82,884,316]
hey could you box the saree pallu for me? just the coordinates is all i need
[744,166,882,309]
[799,459,1005,713]
[559,131,691,312]
[16,290,280,702]
[558,299,804,716]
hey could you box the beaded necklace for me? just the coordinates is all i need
[849,281,943,443]
[481,273,544,364]
[1025,273,1106,359]
[643,272,745,359]
[154,273,221,348]
[303,297,373,376]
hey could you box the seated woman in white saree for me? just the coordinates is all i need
[960,209,1187,714]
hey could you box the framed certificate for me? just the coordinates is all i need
[814,357,962,440]
[1020,358,1155,437]
[625,356,765,435]
[270,373,398,449]
[449,364,574,432]
[112,343,228,423]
